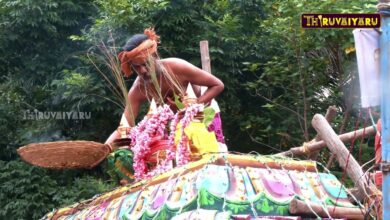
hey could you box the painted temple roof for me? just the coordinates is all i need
[44,154,364,220]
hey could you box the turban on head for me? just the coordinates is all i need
[118,28,160,77]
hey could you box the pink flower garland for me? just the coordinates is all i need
[129,105,174,179]
[169,104,203,166]
[129,103,203,180]
[144,104,202,178]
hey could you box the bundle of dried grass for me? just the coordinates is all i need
[17,141,111,169]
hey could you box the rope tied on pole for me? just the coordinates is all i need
[302,140,314,154]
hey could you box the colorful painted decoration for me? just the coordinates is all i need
[44,154,362,219]
[105,148,135,184]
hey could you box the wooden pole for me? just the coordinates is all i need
[277,125,375,157]
[200,40,212,73]
[312,114,369,200]
[199,40,221,115]
[326,152,337,169]
[289,198,365,219]
[326,114,350,169]
[308,106,338,159]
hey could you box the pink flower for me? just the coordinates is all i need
[130,103,204,180]
[130,105,174,179]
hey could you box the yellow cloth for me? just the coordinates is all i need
[174,121,219,156]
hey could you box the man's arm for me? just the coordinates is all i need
[165,58,224,104]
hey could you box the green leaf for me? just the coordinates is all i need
[174,93,185,110]
[203,107,216,127]
[262,103,274,108]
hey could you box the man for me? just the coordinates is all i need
[105,28,224,145]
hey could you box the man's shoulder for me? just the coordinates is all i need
[161,58,193,73]
[161,57,188,66]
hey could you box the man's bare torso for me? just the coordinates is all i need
[133,58,201,107]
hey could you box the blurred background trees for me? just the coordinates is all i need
[0,0,378,218]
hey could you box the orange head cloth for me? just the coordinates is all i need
[118,28,160,77]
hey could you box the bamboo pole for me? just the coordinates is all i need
[277,125,375,157]
[289,198,365,219]
[312,114,369,200]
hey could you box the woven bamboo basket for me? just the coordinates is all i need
[17,141,111,169]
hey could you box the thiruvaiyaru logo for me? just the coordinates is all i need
[301,13,380,28]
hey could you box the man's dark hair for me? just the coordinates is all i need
[123,34,148,51]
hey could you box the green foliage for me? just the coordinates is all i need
[0,160,114,220]
[51,69,107,113]
[246,0,377,150]
[0,0,121,218]
[0,77,26,160]
[0,0,95,81]
[0,0,101,160]
[0,0,381,218]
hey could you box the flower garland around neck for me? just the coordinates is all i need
[129,104,174,180]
